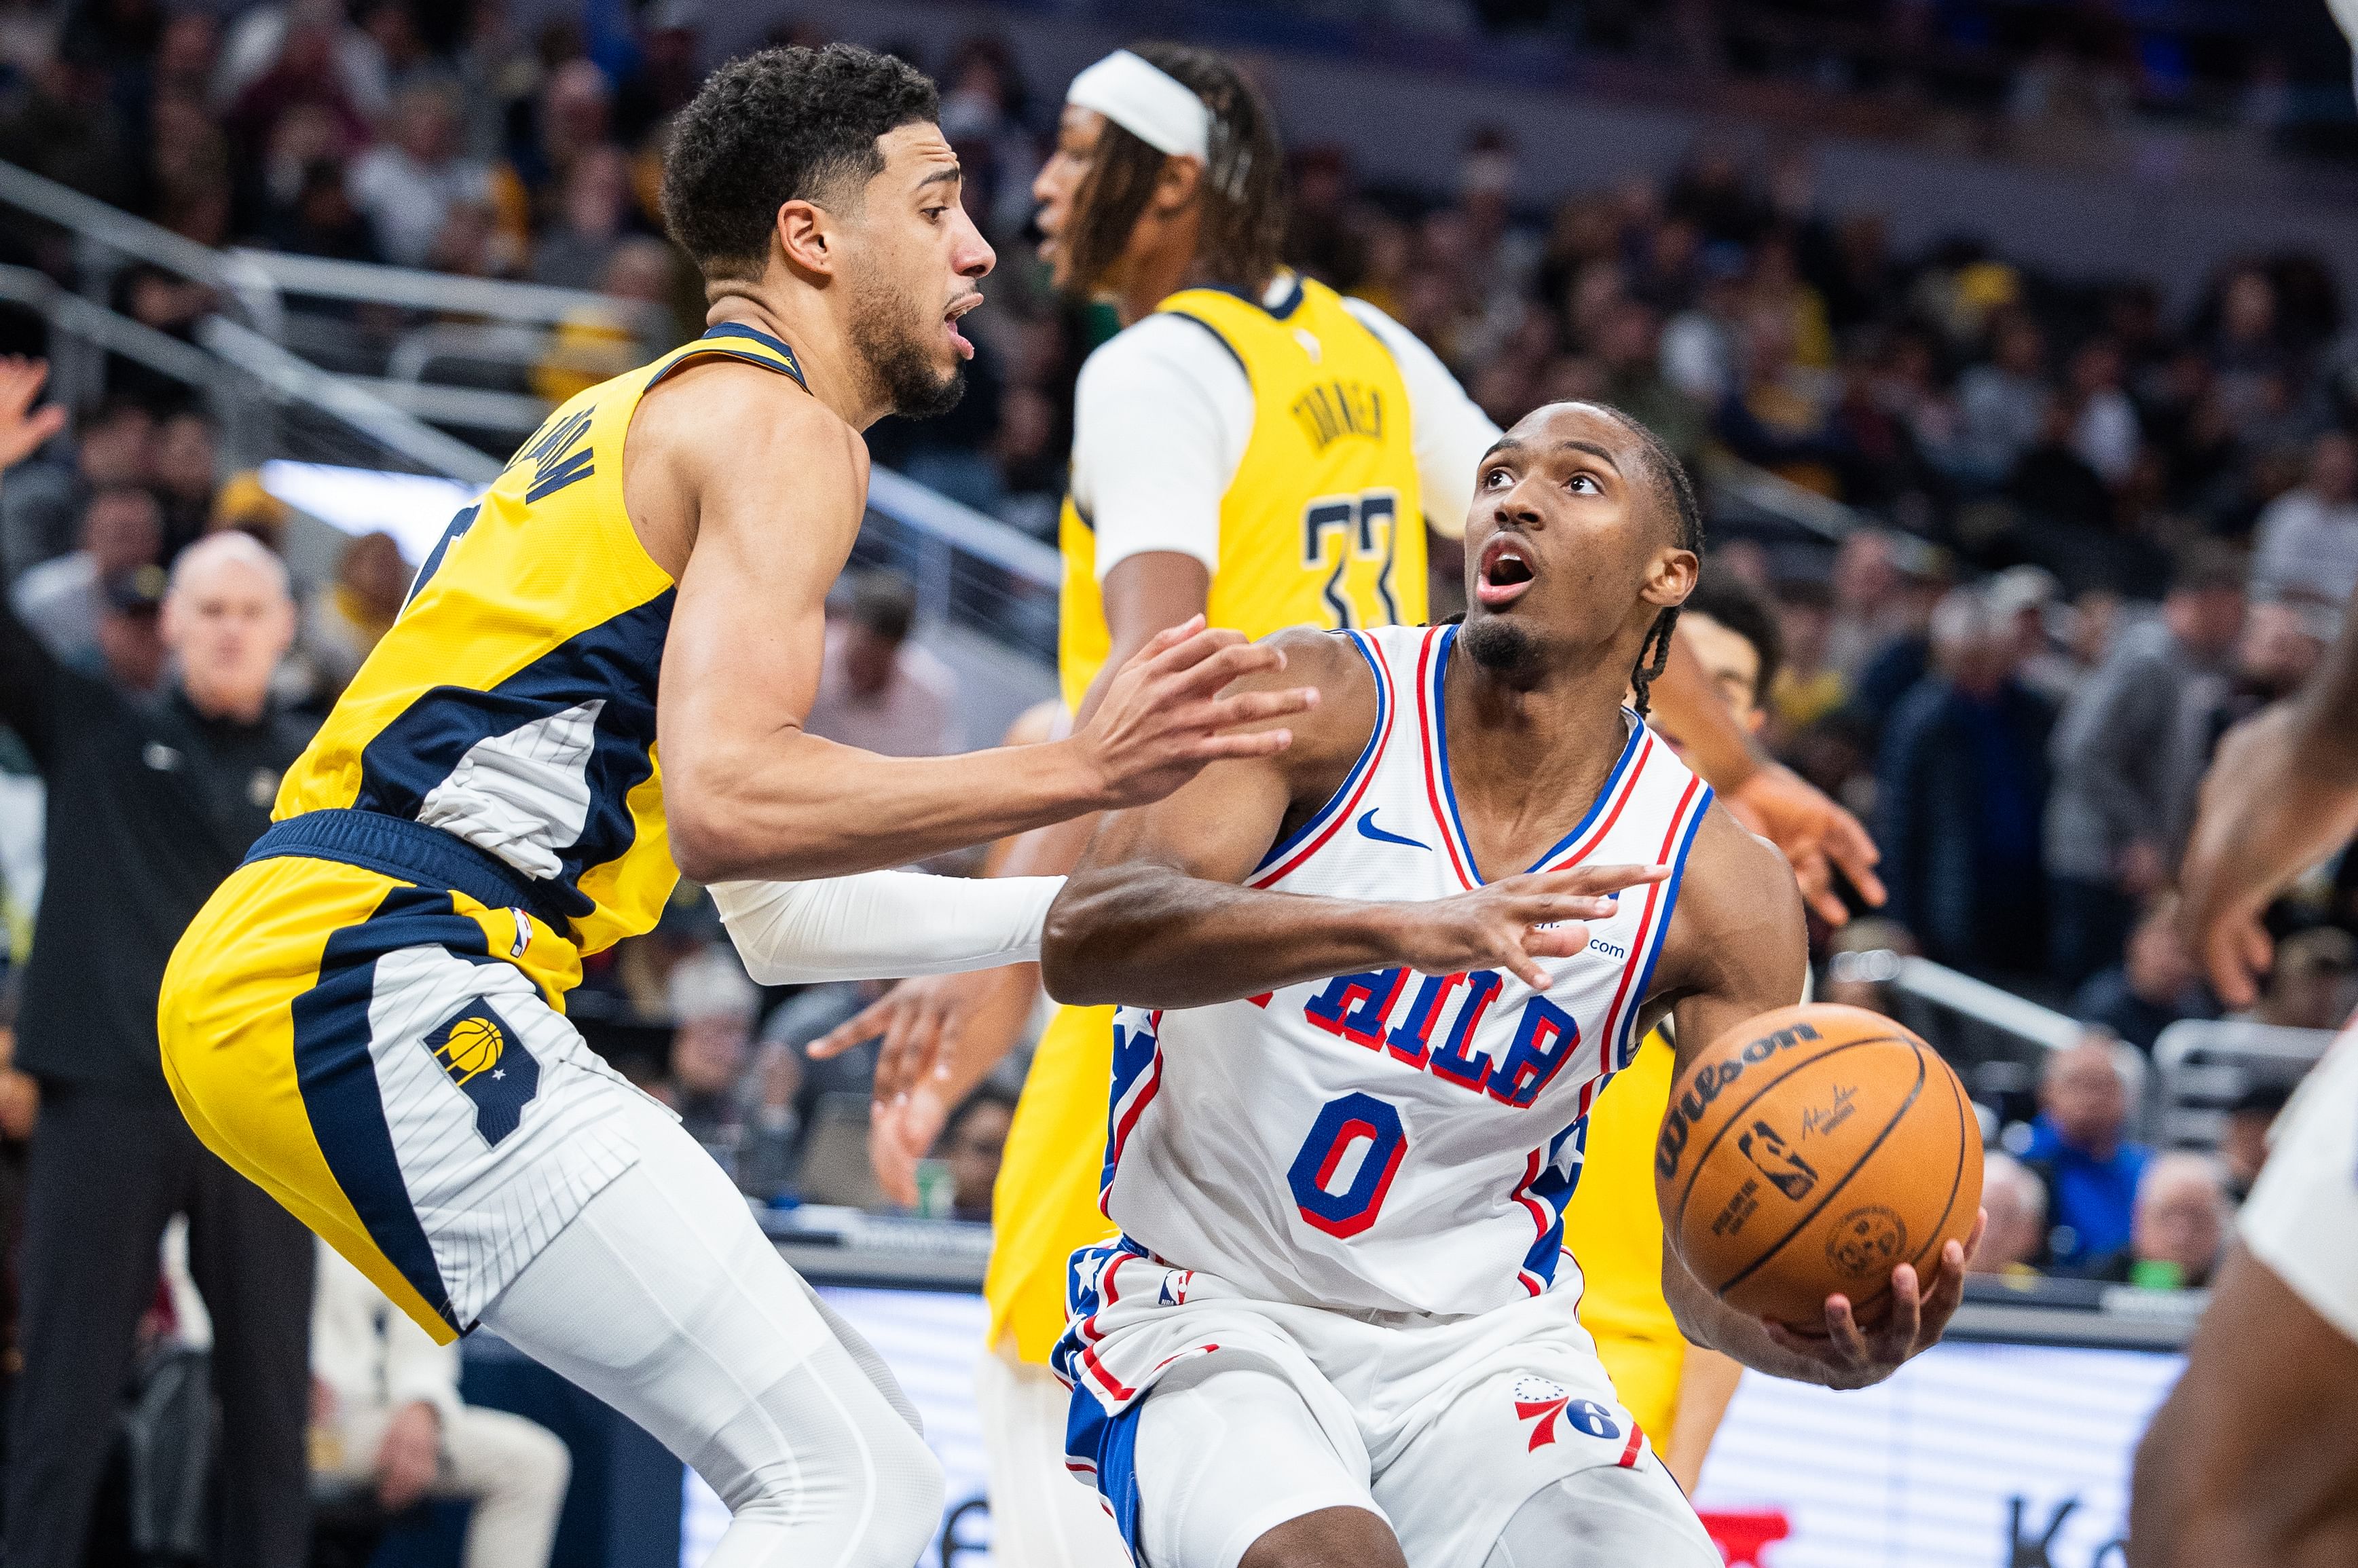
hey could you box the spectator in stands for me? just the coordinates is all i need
[1953,308,2050,488]
[150,406,217,555]
[0,492,314,1568]
[346,78,492,269]
[2044,544,2246,985]
[90,561,168,693]
[311,1239,569,1567]
[2067,336,2141,489]
[2071,896,2218,1052]
[0,53,135,210]
[940,1085,1017,1224]
[9,483,163,669]
[223,1,372,174]
[2251,927,2357,1032]
[2249,429,2358,624]
[527,141,631,289]
[2023,1033,2152,1274]
[0,395,151,582]
[802,571,958,758]
[2218,1083,2289,1206]
[301,529,408,698]
[662,946,798,1199]
[2086,1152,2230,1290]
[1972,1151,2049,1275]
[1875,587,2055,977]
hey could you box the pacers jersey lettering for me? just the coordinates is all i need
[1098,624,1714,1318]
[1056,272,1426,711]
[275,324,811,956]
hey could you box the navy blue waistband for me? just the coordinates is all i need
[244,810,576,934]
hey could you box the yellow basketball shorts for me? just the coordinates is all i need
[159,852,650,1343]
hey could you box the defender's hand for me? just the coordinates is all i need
[1727,762,1884,927]
[1388,864,1670,992]
[0,357,66,472]
[2179,703,2358,1008]
[1759,1212,1983,1390]
[1068,617,1319,810]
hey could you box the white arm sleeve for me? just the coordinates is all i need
[1340,296,1501,540]
[1070,316,1253,580]
[708,872,1065,985]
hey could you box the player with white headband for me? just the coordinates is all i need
[812,42,1889,1566]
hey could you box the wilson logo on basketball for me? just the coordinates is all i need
[1653,1021,1822,1181]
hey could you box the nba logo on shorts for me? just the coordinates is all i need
[423,999,540,1146]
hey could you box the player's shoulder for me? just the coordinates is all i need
[637,355,861,482]
[1078,312,1247,400]
[1661,801,1807,971]
[1248,625,1386,766]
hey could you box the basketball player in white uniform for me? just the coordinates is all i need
[1041,400,1978,1568]
[2129,574,2358,1566]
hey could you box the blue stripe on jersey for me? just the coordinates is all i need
[1099,1011,1163,1202]
[1519,1116,1596,1286]
[1611,785,1714,1070]
[291,884,500,1335]
[351,591,674,924]
[1427,624,1650,883]
[1251,631,1387,874]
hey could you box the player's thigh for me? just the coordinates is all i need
[1131,1357,1382,1568]
[1480,1462,1719,1568]
[1379,1365,1711,1567]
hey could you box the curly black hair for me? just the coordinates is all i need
[661,44,940,281]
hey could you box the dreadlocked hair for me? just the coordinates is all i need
[1600,405,1705,719]
[1061,43,1287,299]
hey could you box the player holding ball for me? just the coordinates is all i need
[1042,400,1982,1568]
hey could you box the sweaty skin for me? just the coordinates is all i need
[614,120,1314,884]
[1044,404,1976,1400]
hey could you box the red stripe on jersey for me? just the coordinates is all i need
[1415,629,1478,889]
[1544,733,1654,870]
[1617,1421,1645,1468]
[1251,636,1400,889]
[1594,775,1704,1075]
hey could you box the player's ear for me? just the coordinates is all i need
[773,198,836,280]
[1640,545,1699,610]
[1149,153,1203,217]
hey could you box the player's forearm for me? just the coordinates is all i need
[668,731,1113,883]
[1651,632,1763,793]
[1042,865,1409,1009]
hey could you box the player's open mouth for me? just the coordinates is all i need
[1476,534,1537,607]
[944,294,982,360]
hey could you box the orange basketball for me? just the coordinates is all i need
[1654,1003,1983,1331]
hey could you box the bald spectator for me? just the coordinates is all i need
[803,572,959,759]
[2088,1153,2230,1290]
[0,515,317,1568]
[9,485,164,670]
[2023,1034,2154,1273]
[1972,1151,2050,1275]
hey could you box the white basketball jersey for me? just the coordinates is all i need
[1098,622,1714,1318]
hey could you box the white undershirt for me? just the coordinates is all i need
[1069,279,1500,582]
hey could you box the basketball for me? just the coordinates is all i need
[1655,1003,1983,1331]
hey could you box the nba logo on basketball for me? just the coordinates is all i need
[423,999,540,1146]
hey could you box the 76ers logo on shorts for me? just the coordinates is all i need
[422,999,540,1146]
[1511,1376,1621,1452]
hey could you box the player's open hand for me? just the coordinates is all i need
[1073,617,1319,809]
[1388,863,1672,992]
[1760,1210,1983,1390]
[1727,762,1884,927]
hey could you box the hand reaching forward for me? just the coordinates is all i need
[1725,762,1885,927]
[1069,616,1319,810]
[1383,863,1672,991]
[0,358,67,472]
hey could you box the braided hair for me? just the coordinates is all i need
[1602,408,1705,718]
[1060,43,1287,298]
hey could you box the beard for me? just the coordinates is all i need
[1458,614,1548,686]
[849,272,967,421]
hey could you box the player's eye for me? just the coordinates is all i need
[1481,466,1511,488]
[1567,472,1602,494]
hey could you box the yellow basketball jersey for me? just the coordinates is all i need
[276,324,810,958]
[1054,272,1428,711]
[993,275,1429,1362]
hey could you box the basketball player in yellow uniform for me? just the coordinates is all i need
[153,45,1315,1568]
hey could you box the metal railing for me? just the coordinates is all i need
[2151,1019,2336,1151]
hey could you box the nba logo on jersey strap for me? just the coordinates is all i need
[422,998,540,1146]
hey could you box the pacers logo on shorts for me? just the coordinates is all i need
[422,999,540,1146]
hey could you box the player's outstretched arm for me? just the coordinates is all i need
[2178,585,2358,1007]
[646,379,1314,883]
[1043,630,1668,1009]
[1650,808,1978,1390]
